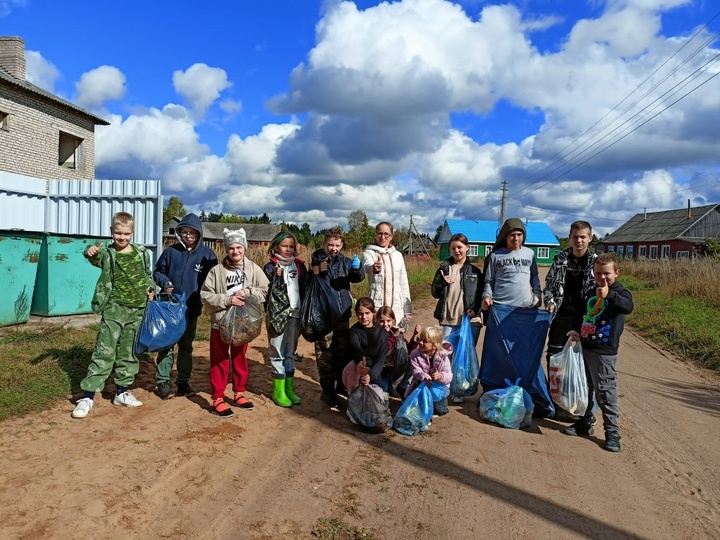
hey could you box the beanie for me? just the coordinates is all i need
[223,228,248,250]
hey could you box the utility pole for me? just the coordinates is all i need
[500,180,508,224]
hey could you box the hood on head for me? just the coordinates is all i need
[441,341,453,354]
[175,213,203,247]
[493,217,526,250]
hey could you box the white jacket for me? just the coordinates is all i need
[362,245,412,320]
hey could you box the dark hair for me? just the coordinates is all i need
[595,252,618,270]
[375,222,394,234]
[449,233,469,246]
[570,221,592,234]
[374,305,396,322]
[268,231,298,256]
[324,227,344,243]
[355,297,376,313]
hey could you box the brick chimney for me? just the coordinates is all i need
[0,36,26,80]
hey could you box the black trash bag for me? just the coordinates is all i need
[346,384,393,433]
[383,335,410,387]
[266,274,292,336]
[300,273,342,342]
[217,295,264,345]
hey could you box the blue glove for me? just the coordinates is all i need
[351,254,361,269]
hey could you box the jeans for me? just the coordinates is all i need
[268,316,301,378]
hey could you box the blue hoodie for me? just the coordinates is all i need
[154,213,218,318]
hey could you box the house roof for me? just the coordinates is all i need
[0,69,110,125]
[442,219,559,246]
[397,235,437,253]
[202,222,282,242]
[599,204,720,244]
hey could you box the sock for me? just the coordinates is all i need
[116,386,127,395]
[83,391,94,400]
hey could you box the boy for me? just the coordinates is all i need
[311,227,365,408]
[152,213,217,399]
[71,212,156,419]
[481,218,541,310]
[564,253,634,452]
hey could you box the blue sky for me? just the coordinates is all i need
[2,0,720,236]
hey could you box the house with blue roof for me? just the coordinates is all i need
[437,219,560,265]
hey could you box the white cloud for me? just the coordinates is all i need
[219,99,242,115]
[74,65,126,110]
[25,50,59,92]
[0,0,25,17]
[172,63,232,119]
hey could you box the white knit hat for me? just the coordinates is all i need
[223,228,248,249]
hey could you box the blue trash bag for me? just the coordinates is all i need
[346,384,393,433]
[135,293,187,354]
[445,314,480,396]
[393,382,448,436]
[478,378,534,429]
[480,305,555,417]
[300,273,343,342]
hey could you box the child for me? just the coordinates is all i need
[405,325,453,417]
[263,231,308,407]
[200,228,269,417]
[362,222,413,322]
[431,233,483,402]
[152,213,218,400]
[481,218,541,310]
[375,306,420,397]
[564,253,634,452]
[71,211,156,419]
[341,298,388,393]
[311,227,365,408]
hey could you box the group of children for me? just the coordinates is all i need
[70,213,633,453]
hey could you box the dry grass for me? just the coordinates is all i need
[621,259,720,307]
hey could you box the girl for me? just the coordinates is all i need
[362,222,413,323]
[431,233,483,403]
[341,297,388,394]
[375,306,420,397]
[263,232,308,407]
[201,228,269,417]
[406,325,453,417]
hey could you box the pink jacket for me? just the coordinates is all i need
[405,341,453,397]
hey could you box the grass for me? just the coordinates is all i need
[311,517,377,540]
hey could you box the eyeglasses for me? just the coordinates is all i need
[377,232,392,237]
[180,231,198,237]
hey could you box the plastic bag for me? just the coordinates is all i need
[300,273,342,342]
[393,382,449,436]
[384,335,410,386]
[479,378,534,429]
[548,340,589,416]
[135,293,187,354]
[445,315,480,396]
[266,274,292,336]
[346,384,393,433]
[217,295,264,345]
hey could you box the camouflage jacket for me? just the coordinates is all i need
[85,243,155,313]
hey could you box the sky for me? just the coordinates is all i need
[2,0,720,237]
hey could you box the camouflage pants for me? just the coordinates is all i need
[315,320,350,392]
[80,302,145,393]
[155,316,198,384]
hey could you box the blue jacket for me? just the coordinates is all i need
[154,213,218,318]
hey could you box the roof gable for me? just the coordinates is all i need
[441,219,559,246]
[601,204,720,244]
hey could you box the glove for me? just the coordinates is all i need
[351,254,361,269]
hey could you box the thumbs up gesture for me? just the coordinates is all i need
[373,255,382,274]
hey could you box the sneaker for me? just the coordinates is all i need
[212,398,234,417]
[71,398,94,419]
[233,394,255,410]
[176,382,197,398]
[156,381,174,400]
[605,433,621,452]
[563,421,595,437]
[113,390,143,408]
[451,395,464,404]
[320,390,340,409]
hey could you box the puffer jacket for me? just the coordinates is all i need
[405,341,453,398]
[362,244,412,320]
[431,258,483,323]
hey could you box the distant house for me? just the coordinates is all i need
[163,217,281,251]
[437,219,560,265]
[596,202,720,260]
[0,36,109,180]
[397,234,437,256]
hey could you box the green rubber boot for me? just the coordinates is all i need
[285,375,302,405]
[272,377,292,407]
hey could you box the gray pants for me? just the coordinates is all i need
[268,316,300,378]
[155,316,198,384]
[582,349,620,435]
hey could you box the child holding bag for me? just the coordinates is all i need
[342,298,388,394]
[375,306,420,397]
[405,325,453,417]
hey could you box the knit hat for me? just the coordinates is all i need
[223,228,248,249]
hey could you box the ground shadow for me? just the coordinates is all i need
[622,371,720,418]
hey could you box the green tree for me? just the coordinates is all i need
[705,237,720,257]
[345,210,374,249]
[207,212,223,222]
[163,196,186,223]
[219,214,246,223]
[199,210,208,222]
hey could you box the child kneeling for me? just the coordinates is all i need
[405,325,453,416]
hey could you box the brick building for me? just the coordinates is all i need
[0,36,109,180]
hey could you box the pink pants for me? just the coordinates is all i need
[210,329,249,400]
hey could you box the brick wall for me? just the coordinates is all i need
[0,83,98,180]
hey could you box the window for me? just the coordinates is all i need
[0,111,7,130]
[617,246,624,259]
[626,246,634,260]
[638,245,647,259]
[649,245,658,260]
[608,245,615,252]
[58,131,84,169]
[537,246,549,259]
[676,251,689,259]
[468,244,478,257]
[661,245,670,259]
[485,245,493,256]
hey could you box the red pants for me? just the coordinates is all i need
[210,329,249,400]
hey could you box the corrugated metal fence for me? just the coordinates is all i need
[0,171,162,260]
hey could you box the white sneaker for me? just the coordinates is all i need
[71,397,94,418]
[451,395,465,404]
[113,391,143,407]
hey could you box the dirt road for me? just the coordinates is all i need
[1,300,719,539]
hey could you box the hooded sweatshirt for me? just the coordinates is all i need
[362,244,412,320]
[154,213,218,318]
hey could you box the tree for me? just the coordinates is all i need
[219,214,246,223]
[199,210,208,222]
[345,210,375,249]
[207,212,223,222]
[705,237,720,257]
[433,225,443,243]
[163,196,186,223]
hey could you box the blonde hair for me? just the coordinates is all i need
[419,325,444,353]
[112,211,135,231]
